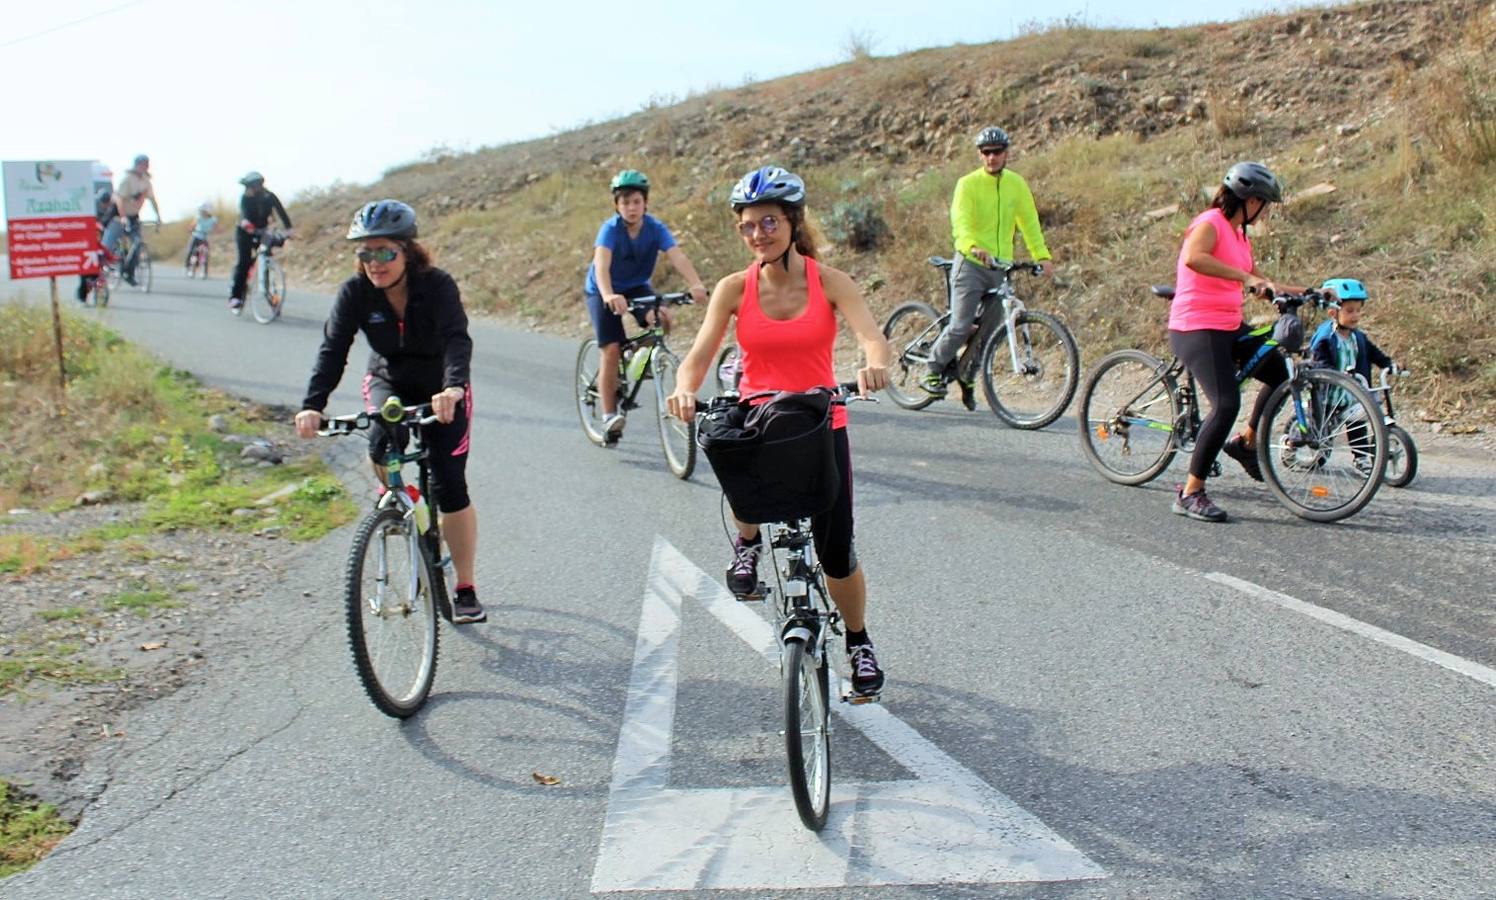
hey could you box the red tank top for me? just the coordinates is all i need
[736,257,847,429]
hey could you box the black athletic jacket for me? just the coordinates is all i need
[301,267,473,412]
[239,190,292,231]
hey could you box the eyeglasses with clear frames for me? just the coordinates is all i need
[736,215,780,238]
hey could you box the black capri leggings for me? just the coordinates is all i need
[1169,324,1288,481]
[811,427,857,579]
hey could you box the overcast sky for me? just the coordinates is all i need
[2,0,1300,218]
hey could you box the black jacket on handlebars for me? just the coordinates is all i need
[239,190,292,232]
[301,267,473,412]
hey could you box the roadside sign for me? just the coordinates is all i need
[3,159,100,280]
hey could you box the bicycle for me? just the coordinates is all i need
[573,293,696,479]
[697,383,876,832]
[186,236,210,279]
[882,257,1079,428]
[1365,365,1418,488]
[317,396,455,718]
[1077,286,1388,522]
[713,342,743,395]
[104,221,153,294]
[242,229,288,324]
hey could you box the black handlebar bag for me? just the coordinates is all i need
[697,389,839,525]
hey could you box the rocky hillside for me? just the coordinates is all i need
[269,0,1493,422]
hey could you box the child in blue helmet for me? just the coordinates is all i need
[1309,278,1398,473]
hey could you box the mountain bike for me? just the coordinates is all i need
[1077,286,1388,522]
[186,237,210,279]
[317,397,455,718]
[243,230,288,324]
[573,293,696,478]
[1366,365,1417,488]
[104,222,153,294]
[882,257,1079,428]
[697,384,876,831]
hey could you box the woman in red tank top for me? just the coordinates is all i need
[667,166,895,698]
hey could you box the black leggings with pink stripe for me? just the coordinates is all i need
[812,427,857,579]
[364,375,472,513]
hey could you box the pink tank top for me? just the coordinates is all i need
[1169,208,1253,332]
[736,257,848,429]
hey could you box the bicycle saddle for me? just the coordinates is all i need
[927,256,955,270]
[1151,285,1176,300]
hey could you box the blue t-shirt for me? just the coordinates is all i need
[584,213,677,294]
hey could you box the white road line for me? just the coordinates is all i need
[590,537,1106,893]
[1206,572,1496,689]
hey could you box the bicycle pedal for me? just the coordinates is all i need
[841,690,881,705]
[731,583,766,602]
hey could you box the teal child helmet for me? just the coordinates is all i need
[610,169,650,197]
[1320,278,1368,306]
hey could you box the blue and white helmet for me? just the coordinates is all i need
[346,199,418,241]
[730,166,806,210]
[1320,278,1368,305]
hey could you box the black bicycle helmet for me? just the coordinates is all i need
[1223,161,1283,203]
[346,199,418,240]
[729,166,806,210]
[974,126,1010,149]
[239,171,265,187]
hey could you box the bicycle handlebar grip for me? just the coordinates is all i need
[380,395,405,423]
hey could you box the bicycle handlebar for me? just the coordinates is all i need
[626,292,693,310]
[316,400,438,436]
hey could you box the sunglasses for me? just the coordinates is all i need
[736,215,780,238]
[979,145,1009,157]
[355,247,400,264]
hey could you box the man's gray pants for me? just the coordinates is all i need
[928,255,1006,374]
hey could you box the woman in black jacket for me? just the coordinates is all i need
[230,171,293,311]
[294,200,485,624]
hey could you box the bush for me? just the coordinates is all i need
[822,198,891,252]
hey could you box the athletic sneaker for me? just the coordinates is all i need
[724,535,761,599]
[847,643,885,696]
[229,297,244,311]
[1221,434,1264,482]
[958,379,977,411]
[452,586,486,624]
[603,413,626,441]
[1171,487,1228,522]
[920,371,948,397]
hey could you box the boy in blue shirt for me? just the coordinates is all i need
[585,169,708,442]
[1309,278,1397,473]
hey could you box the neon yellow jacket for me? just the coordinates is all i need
[950,168,1050,265]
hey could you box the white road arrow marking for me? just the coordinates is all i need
[591,536,1106,892]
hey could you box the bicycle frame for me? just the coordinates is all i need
[762,519,837,658]
[930,261,1040,381]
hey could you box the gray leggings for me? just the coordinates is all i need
[928,255,1004,371]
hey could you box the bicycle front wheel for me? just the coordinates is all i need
[1077,349,1180,485]
[1384,425,1418,488]
[345,506,439,718]
[653,349,696,479]
[574,339,609,445]
[251,261,285,323]
[979,310,1079,429]
[883,301,942,410]
[1257,368,1387,522]
[783,636,831,831]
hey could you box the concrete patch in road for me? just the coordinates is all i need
[590,537,1106,892]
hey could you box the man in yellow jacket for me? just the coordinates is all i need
[924,126,1053,401]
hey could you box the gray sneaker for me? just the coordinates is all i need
[1171,487,1228,522]
[603,413,626,442]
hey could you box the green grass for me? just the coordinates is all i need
[36,608,87,623]
[102,589,181,617]
[0,651,125,698]
[0,780,73,877]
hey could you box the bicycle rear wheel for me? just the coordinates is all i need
[1077,349,1179,485]
[783,636,831,831]
[979,310,1079,429]
[345,506,439,718]
[713,343,741,396]
[137,246,152,293]
[574,339,610,445]
[653,349,696,479]
[1384,425,1418,488]
[251,261,285,323]
[85,275,109,308]
[882,301,942,410]
[1257,368,1387,522]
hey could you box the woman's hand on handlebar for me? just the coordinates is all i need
[294,409,323,439]
[856,364,888,397]
[1245,274,1276,299]
[667,388,697,423]
[431,386,465,424]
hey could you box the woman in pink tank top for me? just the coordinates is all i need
[666,166,895,698]
[1166,161,1305,523]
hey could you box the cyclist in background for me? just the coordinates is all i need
[1310,278,1397,474]
[293,200,486,625]
[184,202,217,274]
[76,186,119,301]
[924,126,1054,403]
[1167,161,1305,522]
[666,166,894,697]
[103,154,162,287]
[230,171,293,311]
[584,169,708,442]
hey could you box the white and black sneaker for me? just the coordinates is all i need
[847,642,885,697]
[603,413,626,443]
[452,586,486,624]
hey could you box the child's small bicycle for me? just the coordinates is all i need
[1366,365,1417,488]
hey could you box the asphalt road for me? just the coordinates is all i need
[3,265,1493,898]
